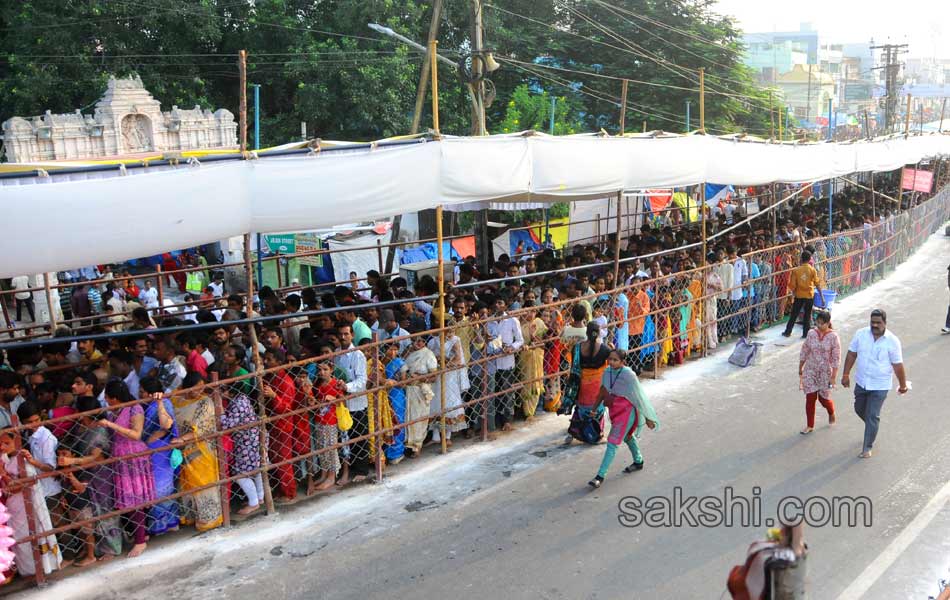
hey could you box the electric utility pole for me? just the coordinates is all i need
[870,43,908,134]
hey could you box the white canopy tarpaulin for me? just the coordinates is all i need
[2,132,949,277]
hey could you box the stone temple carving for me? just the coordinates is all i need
[1,74,237,162]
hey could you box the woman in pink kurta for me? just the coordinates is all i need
[798,311,840,433]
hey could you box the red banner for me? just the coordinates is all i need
[901,168,934,193]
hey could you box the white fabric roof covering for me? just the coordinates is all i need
[3,132,949,278]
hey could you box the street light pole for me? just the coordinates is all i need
[252,84,261,150]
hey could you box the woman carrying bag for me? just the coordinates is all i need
[588,349,659,489]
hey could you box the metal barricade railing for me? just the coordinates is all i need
[1,183,948,590]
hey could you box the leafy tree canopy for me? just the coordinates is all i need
[0,0,772,147]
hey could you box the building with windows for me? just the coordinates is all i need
[776,64,836,122]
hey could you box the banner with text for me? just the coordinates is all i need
[901,168,933,193]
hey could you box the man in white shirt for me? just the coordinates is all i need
[334,324,370,481]
[17,400,64,509]
[208,274,225,298]
[841,309,908,458]
[11,275,35,322]
[139,279,159,309]
[377,309,411,355]
[485,296,524,432]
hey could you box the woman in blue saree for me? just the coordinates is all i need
[383,342,408,464]
[140,376,181,535]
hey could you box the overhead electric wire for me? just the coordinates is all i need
[565,3,771,108]
[489,3,771,109]
[591,0,743,57]
[507,60,688,129]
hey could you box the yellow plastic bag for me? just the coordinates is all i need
[336,403,353,431]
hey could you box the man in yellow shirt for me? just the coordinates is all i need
[782,250,822,338]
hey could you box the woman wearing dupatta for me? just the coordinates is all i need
[383,343,408,463]
[687,276,703,353]
[171,375,222,533]
[539,300,564,413]
[674,285,693,364]
[139,377,180,536]
[404,335,437,456]
[0,430,63,577]
[587,349,660,488]
[363,342,395,463]
[428,318,470,445]
[517,306,547,420]
[703,256,724,349]
[562,322,610,446]
[656,287,674,366]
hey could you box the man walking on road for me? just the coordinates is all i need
[840,309,908,458]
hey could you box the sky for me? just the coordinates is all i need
[712,0,950,59]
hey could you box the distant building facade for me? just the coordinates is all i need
[1,75,237,163]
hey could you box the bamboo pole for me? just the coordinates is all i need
[429,40,440,136]
[42,273,57,333]
[699,68,705,133]
[155,264,165,317]
[410,0,444,134]
[373,330,384,481]
[612,192,623,287]
[10,413,46,586]
[209,372,231,528]
[436,205,447,454]
[619,79,628,135]
[242,233,275,515]
[239,50,248,152]
[701,182,708,357]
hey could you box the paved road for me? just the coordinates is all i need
[36,232,950,600]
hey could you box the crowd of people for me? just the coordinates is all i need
[0,179,934,584]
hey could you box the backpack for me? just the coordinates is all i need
[728,337,762,368]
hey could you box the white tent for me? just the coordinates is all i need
[2,132,949,278]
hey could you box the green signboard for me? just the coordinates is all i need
[263,234,296,254]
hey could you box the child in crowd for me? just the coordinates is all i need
[307,361,345,494]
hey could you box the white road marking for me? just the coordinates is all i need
[836,478,950,600]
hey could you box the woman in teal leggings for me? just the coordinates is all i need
[588,350,660,489]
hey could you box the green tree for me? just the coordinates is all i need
[498,84,583,135]
[0,0,772,148]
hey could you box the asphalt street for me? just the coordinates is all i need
[31,231,950,600]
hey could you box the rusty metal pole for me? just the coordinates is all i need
[481,338,489,442]
[373,331,384,482]
[11,414,46,586]
[701,182,708,357]
[209,372,231,528]
[275,251,283,289]
[436,205,447,454]
[376,239,384,275]
[0,290,13,336]
[242,233,275,515]
[155,264,165,320]
[612,191,623,288]
[42,273,57,333]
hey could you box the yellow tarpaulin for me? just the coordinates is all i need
[672,191,699,223]
[531,216,569,249]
